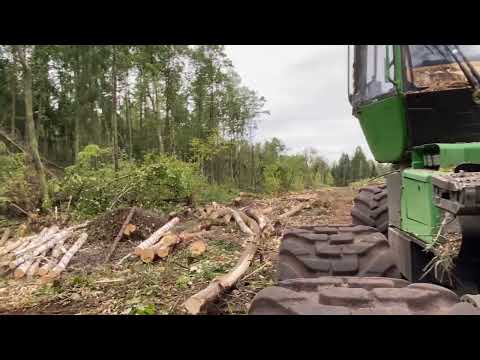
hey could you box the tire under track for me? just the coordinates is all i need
[249,276,480,315]
[351,184,388,234]
[278,225,399,281]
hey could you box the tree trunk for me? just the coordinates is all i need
[126,88,133,162]
[112,45,119,172]
[10,63,16,137]
[15,45,50,208]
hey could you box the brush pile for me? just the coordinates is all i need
[0,223,89,281]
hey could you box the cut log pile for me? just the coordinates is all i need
[0,223,89,281]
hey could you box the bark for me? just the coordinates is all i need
[43,233,88,280]
[134,217,179,256]
[104,207,136,263]
[15,45,50,208]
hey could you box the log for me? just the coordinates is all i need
[182,234,259,315]
[0,228,11,248]
[14,226,59,257]
[140,231,172,263]
[26,251,46,277]
[14,255,36,279]
[0,234,36,257]
[37,232,70,276]
[104,207,136,263]
[134,217,179,256]
[154,233,182,259]
[278,203,305,220]
[11,229,73,270]
[140,233,182,262]
[43,232,88,280]
[229,209,255,236]
[245,207,267,231]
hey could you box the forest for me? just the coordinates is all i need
[0,45,387,219]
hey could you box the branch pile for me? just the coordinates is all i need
[0,223,89,281]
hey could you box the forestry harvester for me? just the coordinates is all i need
[249,45,480,315]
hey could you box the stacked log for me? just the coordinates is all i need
[0,223,89,281]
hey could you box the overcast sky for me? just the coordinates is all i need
[225,45,373,164]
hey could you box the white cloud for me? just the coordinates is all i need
[225,45,373,163]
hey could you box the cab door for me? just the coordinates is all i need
[348,45,408,163]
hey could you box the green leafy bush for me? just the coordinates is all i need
[54,145,206,218]
[0,153,38,214]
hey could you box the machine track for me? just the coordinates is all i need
[278,225,399,281]
[249,276,480,315]
[351,185,388,234]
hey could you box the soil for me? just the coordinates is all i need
[0,186,358,315]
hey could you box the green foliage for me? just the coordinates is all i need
[0,153,38,213]
[55,145,205,218]
[130,303,157,315]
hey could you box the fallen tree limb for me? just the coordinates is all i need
[43,232,88,281]
[183,210,263,315]
[182,234,259,315]
[134,217,179,256]
[245,208,267,231]
[0,229,11,248]
[104,207,136,263]
[229,209,254,236]
[278,203,305,220]
[239,211,260,235]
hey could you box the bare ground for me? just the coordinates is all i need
[0,186,356,315]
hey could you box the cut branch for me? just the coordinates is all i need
[245,207,267,231]
[104,207,136,263]
[229,209,254,236]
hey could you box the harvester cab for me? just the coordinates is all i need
[248,45,480,315]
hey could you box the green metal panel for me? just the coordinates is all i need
[400,169,440,244]
[356,95,408,163]
[412,143,480,169]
